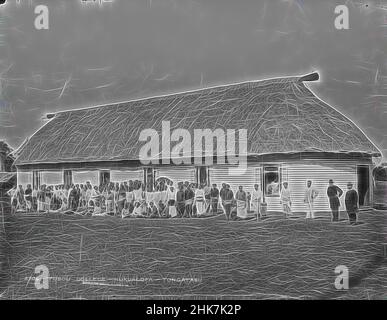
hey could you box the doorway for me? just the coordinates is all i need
[196,167,209,186]
[357,165,370,206]
[99,170,110,186]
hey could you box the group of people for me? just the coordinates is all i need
[6,180,259,220]
[281,179,359,224]
[7,178,360,224]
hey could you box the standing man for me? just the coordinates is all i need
[223,184,234,221]
[280,182,292,218]
[184,184,195,217]
[24,184,33,213]
[251,184,262,220]
[219,183,227,214]
[235,186,248,219]
[175,185,185,218]
[210,183,219,214]
[345,182,359,225]
[327,179,343,222]
[304,180,319,219]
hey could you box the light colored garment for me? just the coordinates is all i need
[160,190,168,203]
[133,189,144,201]
[280,188,292,214]
[153,191,161,204]
[145,191,154,203]
[195,189,206,215]
[236,199,248,218]
[169,205,177,217]
[251,189,262,215]
[167,189,176,201]
[126,191,134,203]
[105,200,114,212]
[304,187,319,203]
[37,200,45,212]
[304,187,318,218]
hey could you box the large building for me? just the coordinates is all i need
[14,72,381,212]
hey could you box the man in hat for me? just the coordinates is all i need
[326,179,343,222]
[223,184,234,221]
[210,183,219,214]
[345,182,359,225]
[235,185,248,219]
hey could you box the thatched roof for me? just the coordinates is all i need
[14,72,381,166]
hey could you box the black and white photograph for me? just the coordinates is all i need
[0,0,386,305]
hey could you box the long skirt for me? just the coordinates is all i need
[169,205,177,218]
[251,200,261,216]
[106,200,114,213]
[25,199,32,211]
[117,199,125,215]
[210,198,218,214]
[37,200,45,212]
[282,202,292,215]
[176,202,185,217]
[236,200,247,219]
[196,200,205,216]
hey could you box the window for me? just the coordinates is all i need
[264,166,280,197]
[63,170,72,187]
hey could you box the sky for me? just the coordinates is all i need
[0,0,386,159]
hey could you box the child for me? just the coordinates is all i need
[158,200,169,218]
[148,201,159,218]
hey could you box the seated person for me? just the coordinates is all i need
[92,201,105,216]
[158,200,169,218]
[121,202,131,218]
[130,201,145,218]
[148,201,159,218]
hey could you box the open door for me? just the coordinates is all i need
[357,165,370,207]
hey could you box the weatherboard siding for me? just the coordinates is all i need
[41,171,63,185]
[155,167,196,184]
[73,171,99,186]
[17,171,32,187]
[279,161,359,213]
[110,169,143,182]
[210,165,261,195]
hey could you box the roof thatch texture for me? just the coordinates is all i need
[14,73,381,165]
[0,172,16,184]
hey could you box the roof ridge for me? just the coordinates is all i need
[46,72,317,118]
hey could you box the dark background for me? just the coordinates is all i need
[0,0,386,158]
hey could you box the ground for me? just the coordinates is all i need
[0,209,386,300]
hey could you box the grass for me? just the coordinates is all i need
[0,209,386,300]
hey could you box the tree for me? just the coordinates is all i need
[0,140,15,172]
